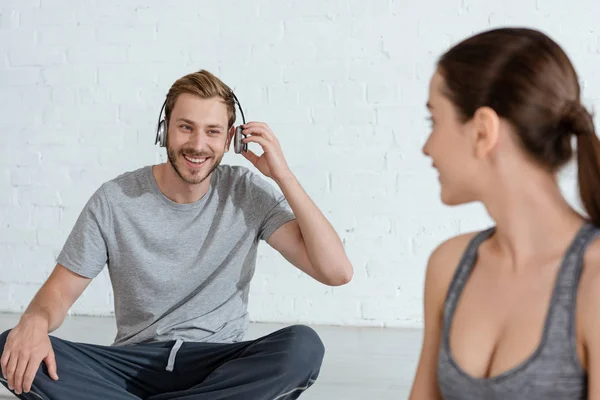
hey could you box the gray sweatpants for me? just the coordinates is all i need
[0,325,324,400]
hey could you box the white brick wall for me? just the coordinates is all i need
[1,0,599,328]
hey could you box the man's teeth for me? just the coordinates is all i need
[184,155,206,164]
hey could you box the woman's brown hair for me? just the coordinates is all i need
[438,27,600,225]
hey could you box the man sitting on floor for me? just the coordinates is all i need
[0,69,353,400]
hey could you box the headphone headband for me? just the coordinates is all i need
[231,91,245,125]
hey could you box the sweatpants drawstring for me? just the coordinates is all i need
[166,338,184,372]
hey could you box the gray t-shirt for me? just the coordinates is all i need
[57,165,296,346]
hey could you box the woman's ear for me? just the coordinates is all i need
[471,106,501,159]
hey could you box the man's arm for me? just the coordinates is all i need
[21,264,92,333]
[240,121,353,286]
[266,175,353,286]
[1,182,110,395]
[1,264,91,395]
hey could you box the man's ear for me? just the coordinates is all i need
[225,125,235,152]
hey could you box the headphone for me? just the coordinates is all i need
[154,91,248,154]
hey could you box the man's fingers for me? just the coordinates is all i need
[44,349,59,381]
[241,121,269,129]
[5,353,18,390]
[1,349,9,379]
[12,356,28,394]
[242,135,269,147]
[242,126,273,141]
[241,149,260,165]
[22,357,41,393]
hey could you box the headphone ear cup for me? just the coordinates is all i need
[234,126,247,153]
[156,120,167,147]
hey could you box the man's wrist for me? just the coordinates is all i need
[21,309,51,331]
[273,170,297,187]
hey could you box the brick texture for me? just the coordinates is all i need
[0,0,598,328]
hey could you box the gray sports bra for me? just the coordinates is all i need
[437,222,598,399]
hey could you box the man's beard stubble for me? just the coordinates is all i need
[166,145,223,185]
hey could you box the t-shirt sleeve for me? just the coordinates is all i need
[56,184,112,279]
[248,173,296,241]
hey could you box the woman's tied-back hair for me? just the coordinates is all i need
[438,27,600,224]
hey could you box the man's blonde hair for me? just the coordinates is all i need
[165,70,237,128]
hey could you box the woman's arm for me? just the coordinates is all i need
[578,238,600,399]
[409,233,476,399]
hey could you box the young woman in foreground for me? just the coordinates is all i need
[410,27,600,399]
